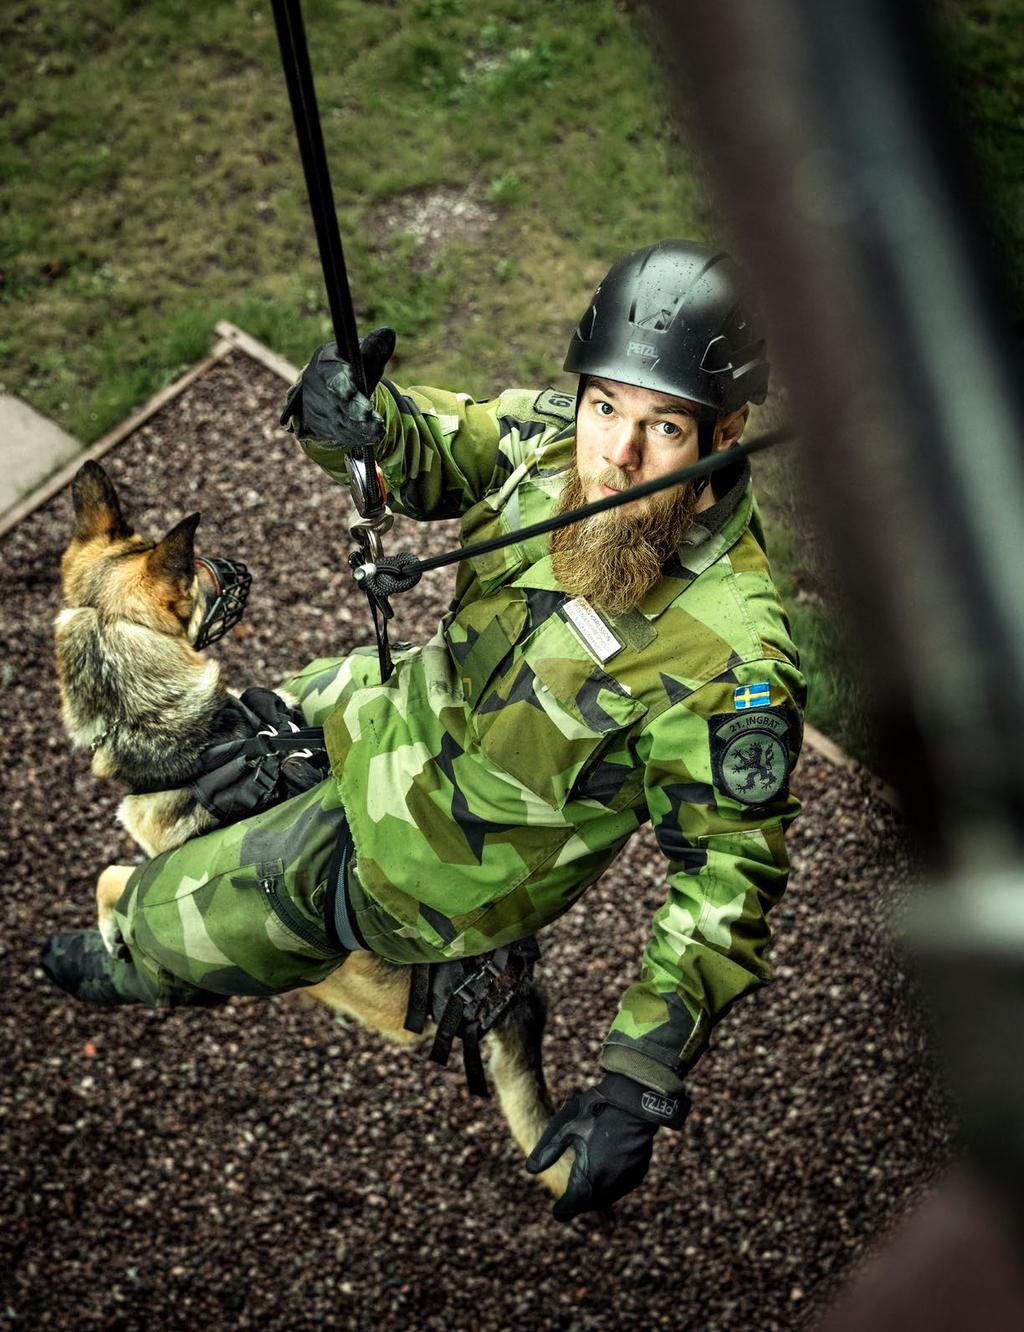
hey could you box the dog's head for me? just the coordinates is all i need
[61,460,215,646]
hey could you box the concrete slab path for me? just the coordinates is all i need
[0,390,82,518]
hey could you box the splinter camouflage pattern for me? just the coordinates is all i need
[114,377,804,1094]
[113,778,347,1005]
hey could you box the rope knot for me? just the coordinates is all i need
[353,551,422,599]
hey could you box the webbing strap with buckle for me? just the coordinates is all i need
[404,938,541,1098]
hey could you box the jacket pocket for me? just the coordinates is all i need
[131,858,341,997]
[240,859,338,956]
[472,616,646,807]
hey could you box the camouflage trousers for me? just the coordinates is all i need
[111,656,360,1007]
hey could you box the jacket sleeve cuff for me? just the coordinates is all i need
[599,1039,694,1096]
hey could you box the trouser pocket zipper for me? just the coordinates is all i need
[257,864,334,954]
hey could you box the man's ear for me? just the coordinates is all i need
[71,461,133,542]
[713,404,749,453]
[147,513,201,590]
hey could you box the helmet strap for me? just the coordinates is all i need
[574,374,588,419]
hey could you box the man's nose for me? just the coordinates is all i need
[603,422,642,470]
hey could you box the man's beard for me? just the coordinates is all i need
[549,461,698,615]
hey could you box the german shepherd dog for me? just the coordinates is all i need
[55,460,568,1197]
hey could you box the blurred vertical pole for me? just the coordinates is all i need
[648,0,1024,1320]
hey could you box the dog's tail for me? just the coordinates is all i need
[485,982,573,1197]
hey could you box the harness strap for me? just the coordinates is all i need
[404,964,432,1035]
[325,829,367,954]
[459,1023,488,1099]
[410,939,541,1098]
[129,691,331,832]
[429,982,471,1071]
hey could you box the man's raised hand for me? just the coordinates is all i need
[280,326,396,450]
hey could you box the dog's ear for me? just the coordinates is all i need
[71,461,132,542]
[147,513,201,590]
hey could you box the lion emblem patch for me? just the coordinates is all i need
[709,706,791,806]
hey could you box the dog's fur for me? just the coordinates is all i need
[57,461,568,1196]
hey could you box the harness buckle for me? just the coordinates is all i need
[417,940,540,1097]
[451,957,504,1020]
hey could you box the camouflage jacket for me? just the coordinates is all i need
[296,380,805,1095]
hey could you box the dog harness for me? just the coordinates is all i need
[185,688,331,824]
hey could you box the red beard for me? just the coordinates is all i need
[549,462,699,615]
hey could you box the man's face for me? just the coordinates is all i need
[550,376,749,614]
[574,377,702,516]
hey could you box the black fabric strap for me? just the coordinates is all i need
[459,1024,489,1099]
[325,830,367,953]
[598,1072,691,1130]
[429,985,466,1070]
[404,965,432,1035]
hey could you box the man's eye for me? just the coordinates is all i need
[596,401,614,416]
[655,420,679,436]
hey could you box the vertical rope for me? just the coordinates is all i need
[270,0,367,393]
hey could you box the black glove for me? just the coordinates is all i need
[525,1072,689,1222]
[280,326,396,450]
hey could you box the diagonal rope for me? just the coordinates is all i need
[356,425,794,594]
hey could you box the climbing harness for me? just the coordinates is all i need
[403,938,542,1098]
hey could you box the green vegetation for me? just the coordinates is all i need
[930,0,1024,321]
[1,0,707,439]
[1,0,1020,760]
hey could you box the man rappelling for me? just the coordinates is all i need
[43,238,806,1220]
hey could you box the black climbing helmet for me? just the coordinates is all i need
[564,240,769,417]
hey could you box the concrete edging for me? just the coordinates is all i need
[5,321,891,802]
[213,321,299,384]
[0,338,237,541]
[803,722,899,808]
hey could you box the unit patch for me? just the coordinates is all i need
[709,706,791,805]
[532,387,577,424]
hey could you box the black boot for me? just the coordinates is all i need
[40,930,154,1006]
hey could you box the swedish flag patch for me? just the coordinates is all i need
[734,682,771,710]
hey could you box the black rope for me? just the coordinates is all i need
[421,424,792,571]
[355,425,794,600]
[272,0,394,678]
[270,0,366,392]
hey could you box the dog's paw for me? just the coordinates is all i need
[99,916,130,961]
[538,1149,574,1200]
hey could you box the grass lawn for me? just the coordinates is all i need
[2,0,1020,760]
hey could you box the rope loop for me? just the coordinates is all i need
[354,551,423,600]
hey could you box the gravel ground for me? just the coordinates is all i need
[0,352,956,1331]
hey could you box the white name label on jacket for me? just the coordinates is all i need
[562,598,624,663]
